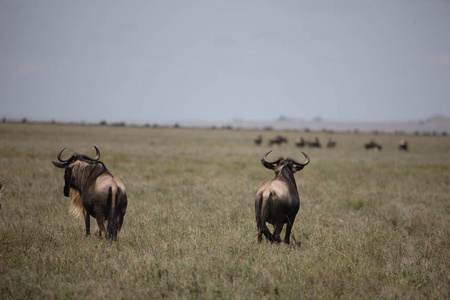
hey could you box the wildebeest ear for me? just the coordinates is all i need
[292,165,304,173]
[261,150,282,170]
[261,160,276,170]
[52,161,67,168]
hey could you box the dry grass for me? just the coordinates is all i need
[0,123,449,299]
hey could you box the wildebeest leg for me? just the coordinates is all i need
[83,208,90,236]
[284,217,295,244]
[98,222,106,238]
[258,195,275,243]
[257,222,273,243]
[272,223,284,243]
[257,224,272,243]
[256,219,264,243]
[257,218,274,243]
[96,215,107,238]
[115,214,125,241]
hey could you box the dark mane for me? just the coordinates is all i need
[87,161,111,181]
[280,164,298,192]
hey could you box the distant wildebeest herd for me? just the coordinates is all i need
[255,135,410,152]
[51,135,409,243]
[257,135,335,148]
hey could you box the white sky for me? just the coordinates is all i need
[1,0,449,124]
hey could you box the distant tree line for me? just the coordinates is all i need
[0,117,448,136]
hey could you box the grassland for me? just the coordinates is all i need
[0,123,449,299]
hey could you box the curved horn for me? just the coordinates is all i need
[261,150,283,170]
[291,151,310,168]
[80,146,100,161]
[93,146,100,160]
[57,147,75,162]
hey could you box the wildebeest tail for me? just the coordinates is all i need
[106,187,122,241]
[257,191,275,242]
[255,194,263,230]
[259,191,272,228]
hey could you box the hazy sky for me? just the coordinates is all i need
[1,0,449,124]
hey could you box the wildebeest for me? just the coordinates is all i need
[269,135,288,146]
[52,146,127,241]
[254,135,263,145]
[255,150,310,244]
[307,136,321,148]
[365,140,382,151]
[327,137,337,148]
[399,139,408,151]
[295,137,305,148]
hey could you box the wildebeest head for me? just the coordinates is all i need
[52,146,102,197]
[261,150,310,174]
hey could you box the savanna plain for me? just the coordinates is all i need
[0,123,449,299]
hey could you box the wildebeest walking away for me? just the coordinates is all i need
[295,137,305,148]
[52,146,127,241]
[269,135,288,146]
[327,137,337,148]
[255,150,310,244]
[254,135,263,145]
[307,137,321,148]
[399,139,409,151]
[365,140,382,151]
